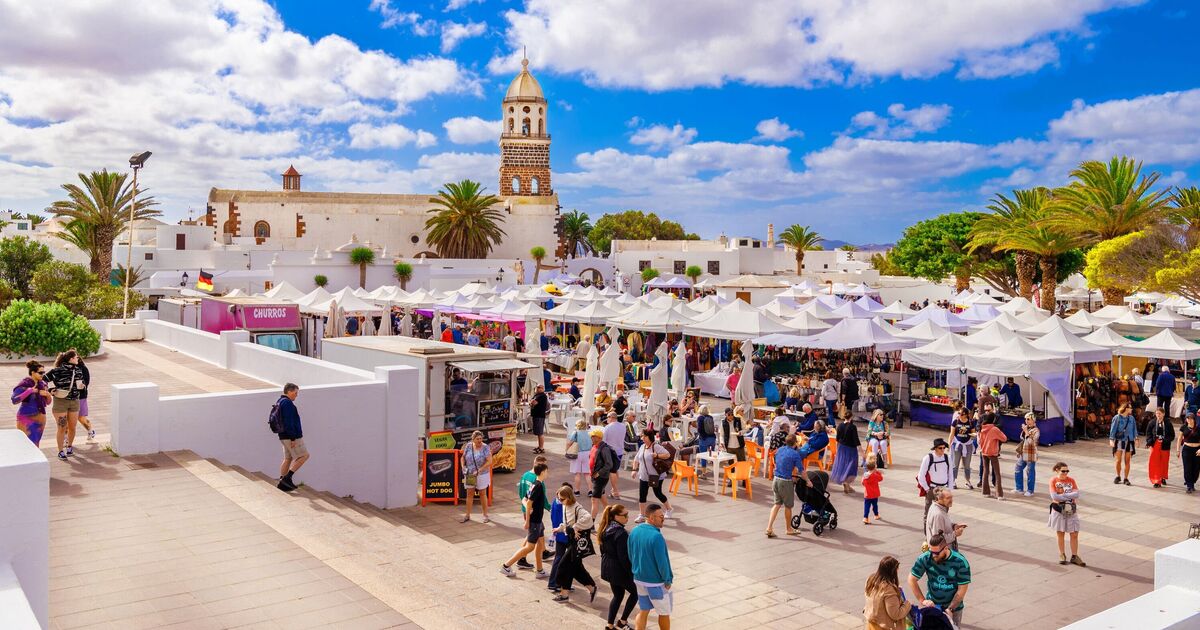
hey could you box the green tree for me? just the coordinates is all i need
[11,212,45,227]
[0,236,53,298]
[869,251,905,276]
[80,284,145,319]
[530,246,547,283]
[587,210,697,256]
[425,180,505,258]
[685,264,702,296]
[561,210,594,257]
[641,267,660,283]
[1085,225,1200,303]
[349,247,375,289]
[969,189,1045,299]
[0,280,15,310]
[891,212,983,292]
[55,219,101,276]
[48,169,160,282]
[838,244,858,252]
[1045,157,1171,304]
[393,262,413,291]
[114,263,145,288]
[30,260,144,318]
[777,225,823,275]
[1168,186,1200,247]
[313,274,328,288]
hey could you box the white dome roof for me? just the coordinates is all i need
[505,58,544,100]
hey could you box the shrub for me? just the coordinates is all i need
[80,284,145,319]
[0,300,101,357]
[30,260,144,318]
[314,274,328,287]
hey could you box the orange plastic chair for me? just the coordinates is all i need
[802,449,825,472]
[766,448,777,478]
[720,461,754,500]
[669,460,698,496]
[745,442,765,476]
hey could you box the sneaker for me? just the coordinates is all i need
[87,430,96,439]
[516,558,534,570]
[1123,478,1131,486]
[541,550,553,561]
[65,446,73,456]
[634,515,647,524]
[664,509,673,519]
[276,480,295,492]
[1059,554,1068,565]
[965,482,974,490]
[997,496,1005,501]
[1070,555,1087,567]
[1154,483,1161,488]
[500,565,515,577]
[1024,492,1033,497]
[57,451,67,461]
[1113,476,1121,484]
[535,569,549,579]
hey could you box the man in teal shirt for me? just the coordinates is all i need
[628,504,673,629]
[908,533,971,627]
[515,455,552,568]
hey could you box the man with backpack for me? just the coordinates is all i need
[270,383,308,492]
[917,439,952,529]
[695,406,717,453]
[602,411,629,499]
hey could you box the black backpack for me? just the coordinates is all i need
[700,414,715,437]
[268,398,285,434]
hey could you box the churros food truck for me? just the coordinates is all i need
[319,336,536,473]
[199,296,304,354]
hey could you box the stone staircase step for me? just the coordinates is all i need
[168,451,598,629]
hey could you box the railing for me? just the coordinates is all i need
[500,133,551,140]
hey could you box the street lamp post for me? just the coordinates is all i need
[124,151,152,321]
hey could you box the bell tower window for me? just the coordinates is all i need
[511,176,521,193]
[522,118,530,135]
[530,177,539,194]
[538,119,544,136]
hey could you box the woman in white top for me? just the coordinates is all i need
[630,428,674,522]
[821,370,840,422]
[552,486,599,602]
[461,430,492,523]
[566,418,593,494]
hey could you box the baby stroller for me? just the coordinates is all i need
[791,470,839,536]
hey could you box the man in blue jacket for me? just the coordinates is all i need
[275,383,308,492]
[1186,376,1200,416]
[1156,367,1177,414]
[629,504,673,630]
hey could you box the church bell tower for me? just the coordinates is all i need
[499,54,552,196]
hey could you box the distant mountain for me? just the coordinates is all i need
[817,240,894,251]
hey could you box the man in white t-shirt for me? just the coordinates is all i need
[821,371,840,421]
[601,411,629,500]
[502,333,516,352]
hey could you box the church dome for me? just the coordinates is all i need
[505,58,544,101]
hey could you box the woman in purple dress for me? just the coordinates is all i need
[830,409,863,493]
[12,360,50,446]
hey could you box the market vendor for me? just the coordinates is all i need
[595,385,613,411]
[999,377,1023,408]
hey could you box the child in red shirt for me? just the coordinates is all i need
[861,459,883,524]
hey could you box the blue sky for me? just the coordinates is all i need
[0,0,1197,243]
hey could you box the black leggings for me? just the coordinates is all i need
[607,580,638,624]
[1182,445,1200,489]
[639,478,667,503]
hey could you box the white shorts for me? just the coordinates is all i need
[281,439,308,459]
[635,581,673,616]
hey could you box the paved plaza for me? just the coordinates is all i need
[14,343,1193,628]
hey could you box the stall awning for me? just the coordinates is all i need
[449,359,538,373]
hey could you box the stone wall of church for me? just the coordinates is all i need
[500,142,552,196]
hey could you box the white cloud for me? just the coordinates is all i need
[369,0,435,35]
[848,103,953,139]
[629,124,698,152]
[441,21,487,53]
[488,0,1141,90]
[753,118,803,142]
[0,0,476,214]
[443,116,500,144]
[446,0,485,11]
[348,123,437,149]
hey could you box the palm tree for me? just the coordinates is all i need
[425,180,505,258]
[685,264,702,297]
[349,247,375,288]
[838,244,858,252]
[969,189,1046,299]
[530,246,547,283]
[778,225,823,275]
[394,262,413,290]
[987,196,1084,309]
[561,210,593,257]
[48,170,160,283]
[1168,186,1200,247]
[113,264,145,288]
[1045,157,1172,304]
[11,212,44,227]
[55,219,102,277]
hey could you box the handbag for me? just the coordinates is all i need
[565,439,579,460]
[570,527,596,559]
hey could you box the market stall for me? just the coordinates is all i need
[1031,327,1114,438]
[1116,329,1200,416]
[895,306,973,333]
[964,337,1071,444]
[900,333,986,428]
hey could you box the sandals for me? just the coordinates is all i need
[460,515,470,523]
[482,516,490,524]
[765,530,778,538]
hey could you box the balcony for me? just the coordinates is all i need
[500,133,551,140]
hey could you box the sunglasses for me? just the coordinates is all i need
[35,370,45,375]
[1059,469,1070,474]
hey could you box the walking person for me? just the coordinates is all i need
[865,409,889,469]
[599,504,638,629]
[11,360,50,447]
[551,487,598,602]
[821,370,839,421]
[766,434,803,538]
[978,413,1008,500]
[567,418,592,494]
[270,383,308,491]
[830,409,862,494]
[862,458,883,525]
[1146,407,1175,488]
[629,504,673,630]
[530,384,549,455]
[1109,403,1137,485]
[602,411,630,499]
[501,462,550,578]
[1155,366,1177,412]
[1049,461,1086,566]
[45,350,85,461]
[924,487,966,551]
[918,439,953,526]
[907,533,971,627]
[591,429,619,517]
[631,429,674,522]
[517,454,553,569]
[1179,412,1200,493]
[720,406,746,462]
[461,430,492,523]
[863,555,912,630]
[947,401,976,490]
[1014,412,1040,497]
[73,352,95,440]
[840,367,860,417]
[1186,377,1200,416]
[548,482,572,593]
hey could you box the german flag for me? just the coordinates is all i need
[196,270,214,292]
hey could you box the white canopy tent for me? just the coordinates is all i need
[1091,304,1133,320]
[753,318,917,352]
[608,302,696,334]
[896,320,952,343]
[308,292,383,315]
[896,306,973,333]
[813,294,848,310]
[1064,310,1111,330]
[1118,329,1200,360]
[854,295,885,312]
[1143,307,1196,329]
[562,302,624,325]
[964,320,1015,348]
[1160,295,1196,310]
[1081,326,1137,350]
[782,312,833,335]
[871,316,907,337]
[760,298,801,319]
[795,299,840,321]
[480,299,545,319]
[1030,327,1113,364]
[644,276,693,291]
[901,332,986,370]
[1124,291,1166,304]
[971,311,1032,331]
[996,297,1046,315]
[261,281,306,302]
[295,286,335,307]
[957,304,1001,323]
[964,337,1072,419]
[829,301,877,319]
[876,300,918,320]
[683,300,794,340]
[1017,316,1090,338]
[962,292,1003,306]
